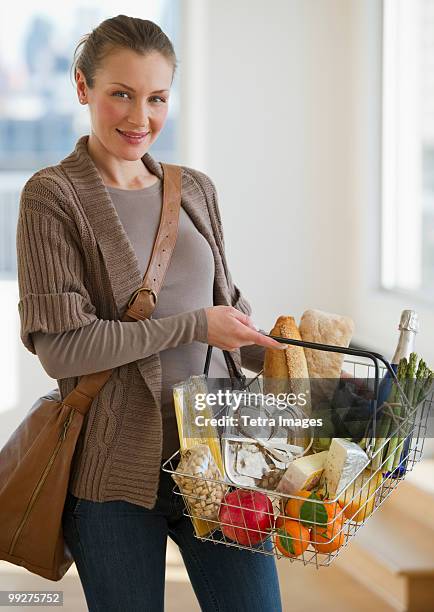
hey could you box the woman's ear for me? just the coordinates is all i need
[75,69,88,104]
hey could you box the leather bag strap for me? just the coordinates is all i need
[123,164,182,321]
[61,163,182,413]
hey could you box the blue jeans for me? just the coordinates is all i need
[62,468,282,612]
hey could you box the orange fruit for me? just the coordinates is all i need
[284,490,313,520]
[274,517,310,558]
[311,514,345,553]
[284,490,343,529]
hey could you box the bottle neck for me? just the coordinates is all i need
[391,329,416,364]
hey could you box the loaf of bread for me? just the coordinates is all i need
[299,309,355,452]
[299,309,354,379]
[263,316,311,416]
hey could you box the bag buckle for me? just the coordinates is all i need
[128,287,158,309]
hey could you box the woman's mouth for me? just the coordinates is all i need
[116,129,149,145]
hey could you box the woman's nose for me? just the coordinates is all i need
[128,102,150,128]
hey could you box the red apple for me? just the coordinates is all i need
[218,489,274,546]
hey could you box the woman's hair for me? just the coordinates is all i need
[70,15,178,88]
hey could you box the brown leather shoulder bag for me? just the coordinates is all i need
[0,163,182,581]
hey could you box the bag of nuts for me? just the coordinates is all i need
[172,444,227,521]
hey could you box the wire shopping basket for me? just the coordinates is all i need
[162,337,433,568]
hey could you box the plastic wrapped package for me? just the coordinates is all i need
[172,444,227,521]
[321,438,369,499]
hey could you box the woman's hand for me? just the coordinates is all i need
[204,306,288,351]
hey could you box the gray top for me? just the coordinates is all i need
[32,177,228,459]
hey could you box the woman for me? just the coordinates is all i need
[16,15,286,612]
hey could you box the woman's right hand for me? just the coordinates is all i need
[204,305,288,351]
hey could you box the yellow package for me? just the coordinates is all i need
[173,374,225,536]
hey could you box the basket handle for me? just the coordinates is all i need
[204,344,213,376]
[203,345,247,389]
[266,335,397,380]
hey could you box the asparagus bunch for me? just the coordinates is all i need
[382,353,433,472]
[387,353,434,472]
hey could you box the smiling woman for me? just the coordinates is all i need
[13,13,283,612]
[73,31,175,189]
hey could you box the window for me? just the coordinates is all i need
[382,0,434,302]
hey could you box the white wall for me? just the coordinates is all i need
[179,0,434,366]
[180,0,358,332]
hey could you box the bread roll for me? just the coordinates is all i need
[299,309,354,379]
[263,316,311,416]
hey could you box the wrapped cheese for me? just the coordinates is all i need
[276,451,328,495]
[321,438,369,499]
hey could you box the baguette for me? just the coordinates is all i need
[263,316,311,416]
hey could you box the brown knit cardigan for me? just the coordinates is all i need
[16,134,265,508]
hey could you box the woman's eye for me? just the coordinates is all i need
[150,96,167,103]
[113,91,130,99]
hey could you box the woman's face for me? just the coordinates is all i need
[76,48,173,161]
